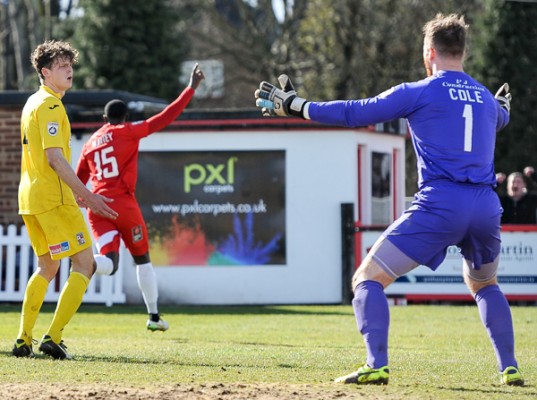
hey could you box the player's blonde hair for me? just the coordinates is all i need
[423,13,468,58]
[31,40,79,80]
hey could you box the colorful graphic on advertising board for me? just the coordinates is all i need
[136,150,286,266]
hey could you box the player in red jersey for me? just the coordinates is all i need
[76,64,204,331]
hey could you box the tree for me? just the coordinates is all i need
[476,0,537,175]
[0,0,61,90]
[177,0,308,108]
[294,0,484,100]
[64,0,189,100]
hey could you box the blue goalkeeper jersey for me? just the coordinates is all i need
[308,70,509,189]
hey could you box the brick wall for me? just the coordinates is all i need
[0,106,23,227]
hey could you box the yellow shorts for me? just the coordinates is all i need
[22,205,93,260]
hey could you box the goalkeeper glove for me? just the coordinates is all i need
[255,74,308,118]
[495,82,511,114]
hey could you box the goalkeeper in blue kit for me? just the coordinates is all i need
[255,13,523,386]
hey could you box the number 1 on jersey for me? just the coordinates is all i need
[462,104,473,152]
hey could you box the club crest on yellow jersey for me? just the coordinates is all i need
[47,122,59,136]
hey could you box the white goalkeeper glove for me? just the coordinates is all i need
[254,74,308,118]
[495,82,511,114]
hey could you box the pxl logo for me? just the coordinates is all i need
[184,157,238,193]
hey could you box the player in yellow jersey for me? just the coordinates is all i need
[12,40,118,360]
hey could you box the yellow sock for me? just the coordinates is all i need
[17,274,49,345]
[46,272,89,343]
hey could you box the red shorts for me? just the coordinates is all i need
[87,193,148,257]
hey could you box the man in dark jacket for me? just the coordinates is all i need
[500,172,537,224]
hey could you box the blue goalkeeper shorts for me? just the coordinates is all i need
[383,181,502,271]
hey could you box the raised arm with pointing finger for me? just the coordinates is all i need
[75,63,205,332]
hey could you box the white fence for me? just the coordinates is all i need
[0,224,126,306]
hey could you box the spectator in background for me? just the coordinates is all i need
[499,172,537,224]
[496,172,507,186]
[523,166,537,193]
[495,172,507,196]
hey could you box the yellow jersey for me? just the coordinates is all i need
[18,85,77,215]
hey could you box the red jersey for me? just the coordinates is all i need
[76,87,194,197]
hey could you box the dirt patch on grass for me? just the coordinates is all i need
[0,382,365,400]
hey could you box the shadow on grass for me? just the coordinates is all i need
[0,348,306,369]
[0,303,354,317]
[437,385,536,396]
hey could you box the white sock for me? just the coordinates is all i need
[136,262,159,315]
[94,254,114,275]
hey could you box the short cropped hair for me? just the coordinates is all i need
[104,99,129,123]
[31,40,79,80]
[423,13,468,58]
[508,172,526,185]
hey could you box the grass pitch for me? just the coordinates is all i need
[0,303,535,399]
